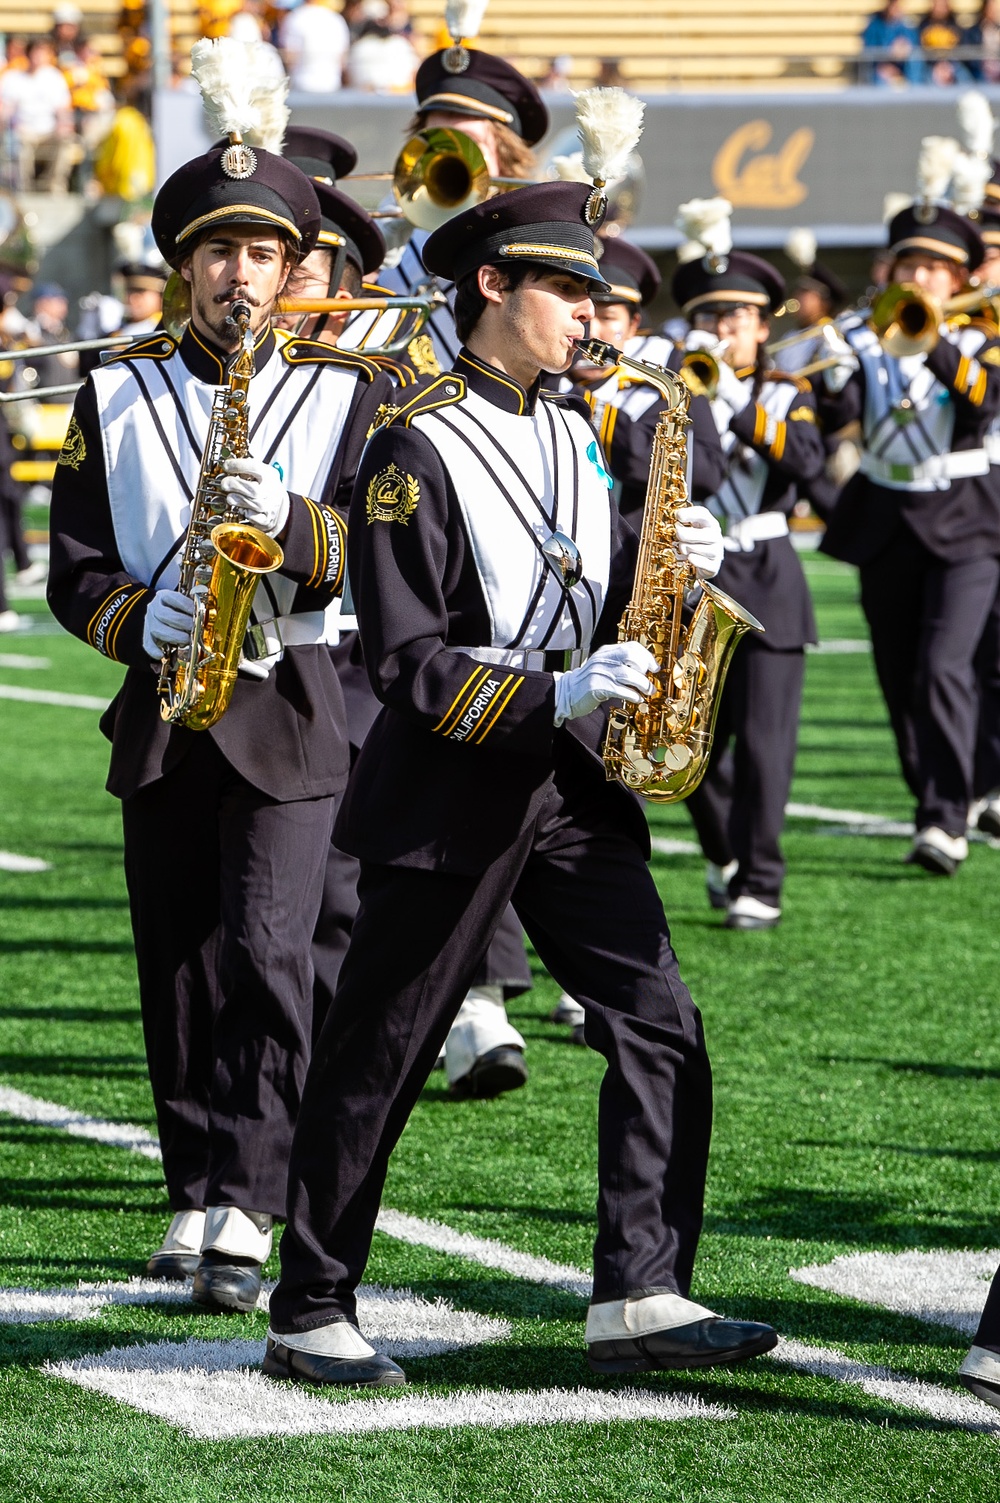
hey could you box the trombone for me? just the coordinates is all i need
[277,290,448,356]
[870,281,1000,358]
[345,128,526,232]
[0,330,155,404]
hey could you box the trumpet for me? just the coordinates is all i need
[677,348,720,400]
[345,128,526,232]
[870,281,1000,359]
[765,309,862,357]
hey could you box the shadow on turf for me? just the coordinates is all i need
[825,1055,1000,1082]
[0,1006,139,1023]
[705,1189,999,1249]
[0,1052,146,1079]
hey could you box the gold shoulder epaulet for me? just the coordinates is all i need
[371,354,416,386]
[764,369,810,393]
[280,338,381,382]
[387,373,467,428]
[102,332,176,365]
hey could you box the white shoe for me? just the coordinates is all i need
[146,1208,205,1280]
[706,859,738,910]
[550,991,585,1027]
[959,1344,1000,1411]
[973,791,1000,840]
[201,1206,273,1262]
[0,610,22,632]
[725,894,781,930]
[14,562,46,587]
[446,984,527,1098]
[906,826,968,876]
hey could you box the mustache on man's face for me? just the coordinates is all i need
[213,290,262,308]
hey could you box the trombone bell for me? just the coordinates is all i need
[678,349,719,400]
[393,129,493,232]
[870,282,941,358]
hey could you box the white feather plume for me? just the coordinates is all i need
[957,89,996,158]
[445,0,490,40]
[950,150,993,215]
[550,152,592,185]
[917,135,960,204]
[883,191,912,223]
[675,238,706,265]
[191,36,289,153]
[784,226,817,270]
[574,87,645,184]
[675,197,733,260]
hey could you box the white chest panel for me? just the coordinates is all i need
[625,333,675,367]
[857,326,986,484]
[413,392,613,654]
[91,348,357,617]
[708,379,796,521]
[586,370,661,431]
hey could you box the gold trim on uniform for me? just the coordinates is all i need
[367,401,401,436]
[176,204,301,246]
[769,421,787,462]
[788,406,816,424]
[433,664,492,735]
[407,333,440,377]
[499,243,600,272]
[57,415,86,469]
[366,462,420,525]
[419,91,513,124]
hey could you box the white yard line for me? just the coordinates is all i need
[375,1209,591,1298]
[0,852,51,872]
[648,837,700,857]
[809,640,871,654]
[0,683,108,710]
[0,654,51,669]
[791,1249,1000,1340]
[0,1085,161,1161]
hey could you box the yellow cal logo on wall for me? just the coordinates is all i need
[712,120,815,209]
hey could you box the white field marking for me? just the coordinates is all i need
[374,1208,592,1298]
[0,1085,161,1160]
[790,1249,1000,1339]
[649,837,701,857]
[0,683,107,710]
[808,640,872,654]
[0,851,50,872]
[785,801,892,824]
[0,653,50,669]
[46,1340,734,1440]
[0,1278,190,1324]
[773,1338,1000,1435]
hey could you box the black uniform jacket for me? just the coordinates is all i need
[47,324,393,803]
[817,330,1000,566]
[574,346,725,522]
[712,372,826,650]
[334,356,650,875]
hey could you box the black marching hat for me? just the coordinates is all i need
[422,181,610,288]
[283,125,357,183]
[415,48,549,146]
[151,146,321,268]
[118,261,168,289]
[792,261,849,311]
[887,202,984,268]
[593,238,660,306]
[672,249,785,316]
[283,126,385,275]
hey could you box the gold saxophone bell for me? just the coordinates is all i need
[870,282,942,358]
[678,348,720,400]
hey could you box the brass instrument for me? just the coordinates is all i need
[346,128,526,231]
[678,347,720,400]
[765,309,862,357]
[276,291,448,355]
[575,337,764,803]
[158,300,283,730]
[870,281,1000,358]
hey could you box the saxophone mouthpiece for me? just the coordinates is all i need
[227,299,252,330]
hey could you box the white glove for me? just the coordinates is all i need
[675,504,724,579]
[142,589,195,660]
[711,357,753,415]
[217,456,290,535]
[819,326,858,393]
[554,641,659,726]
[684,329,721,354]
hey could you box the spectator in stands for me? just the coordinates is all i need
[346,0,418,92]
[23,280,77,398]
[227,9,286,81]
[918,0,971,82]
[860,0,923,85]
[51,4,83,68]
[2,37,28,75]
[64,37,115,159]
[540,55,573,93]
[596,58,626,88]
[966,0,1000,81]
[280,0,350,91]
[0,39,77,192]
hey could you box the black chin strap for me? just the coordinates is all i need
[310,241,348,342]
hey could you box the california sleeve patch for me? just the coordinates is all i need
[57,415,86,470]
[366,462,420,525]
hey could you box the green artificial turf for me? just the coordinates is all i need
[0,556,997,1501]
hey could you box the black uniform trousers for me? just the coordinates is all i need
[685,640,805,907]
[121,735,334,1217]
[974,579,1000,800]
[270,741,713,1333]
[858,528,1000,835]
[974,1266,1000,1355]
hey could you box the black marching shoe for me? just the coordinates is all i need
[588,1316,779,1374]
[958,1346,1000,1411]
[192,1207,272,1314]
[975,793,1000,840]
[263,1334,406,1388]
[146,1209,205,1280]
[449,1045,528,1099]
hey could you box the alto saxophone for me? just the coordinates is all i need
[576,338,763,804]
[158,301,284,731]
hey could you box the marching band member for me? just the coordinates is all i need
[960,1263,1000,1411]
[970,173,1000,837]
[46,40,392,1314]
[263,146,777,1388]
[772,226,850,376]
[818,194,1000,876]
[673,203,826,928]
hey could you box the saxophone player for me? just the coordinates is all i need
[263,170,778,1389]
[46,43,393,1314]
[671,225,826,929]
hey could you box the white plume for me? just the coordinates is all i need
[784,226,817,270]
[550,152,592,184]
[574,87,645,183]
[445,0,489,41]
[957,89,996,158]
[675,238,706,265]
[191,36,289,153]
[950,150,993,214]
[675,197,733,259]
[883,190,912,223]
[917,134,960,203]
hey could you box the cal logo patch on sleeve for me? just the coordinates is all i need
[982,345,1000,366]
[366,462,420,525]
[57,415,86,469]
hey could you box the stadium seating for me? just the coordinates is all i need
[0,0,952,94]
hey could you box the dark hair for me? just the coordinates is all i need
[453,262,536,342]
